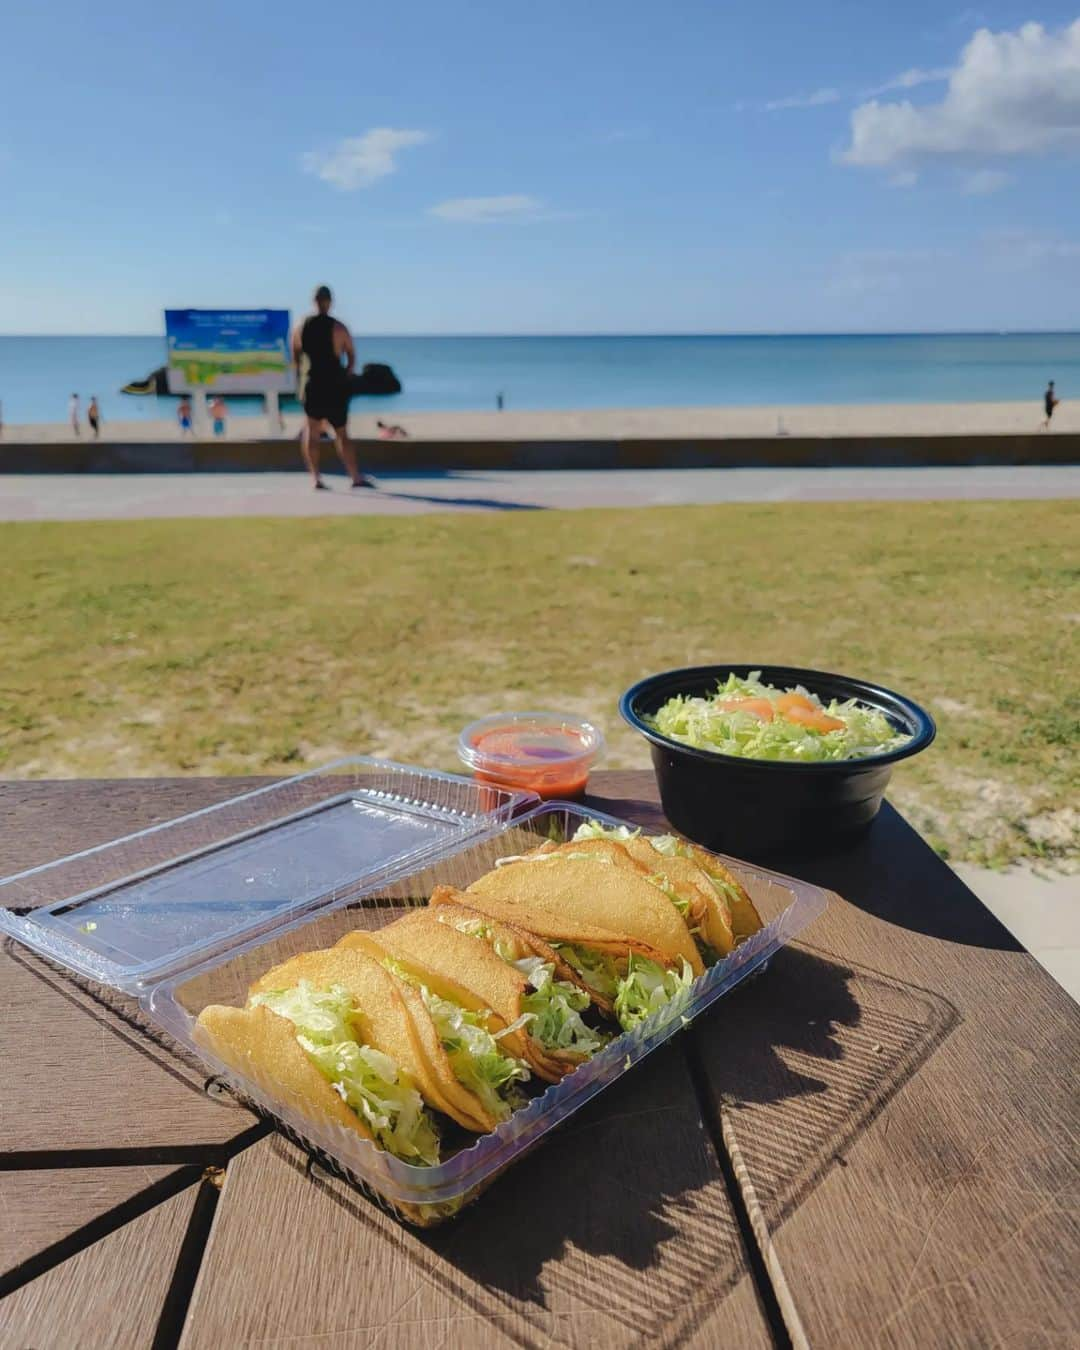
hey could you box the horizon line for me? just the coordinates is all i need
[3,329,1080,340]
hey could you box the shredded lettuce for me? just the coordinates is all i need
[380,959,529,1122]
[444,916,608,1062]
[645,671,911,762]
[649,872,689,918]
[513,956,610,1057]
[613,956,695,1031]
[251,981,440,1165]
[556,942,697,1032]
[553,943,622,1000]
[572,820,641,843]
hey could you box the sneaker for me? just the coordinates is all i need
[352,475,378,489]
[313,480,329,491]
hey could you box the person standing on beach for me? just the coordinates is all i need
[291,285,373,490]
[177,397,193,437]
[69,393,80,436]
[1042,381,1059,428]
[87,396,101,438]
[211,395,227,437]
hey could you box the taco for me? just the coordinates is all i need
[459,853,701,1029]
[354,904,609,1082]
[570,820,763,940]
[195,948,442,1163]
[334,930,530,1129]
[520,837,734,963]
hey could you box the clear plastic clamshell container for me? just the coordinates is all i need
[0,758,827,1226]
[0,758,531,992]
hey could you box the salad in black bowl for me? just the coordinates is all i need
[620,664,935,859]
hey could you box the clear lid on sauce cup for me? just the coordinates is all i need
[457,712,605,799]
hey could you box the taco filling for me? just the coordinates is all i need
[248,980,440,1165]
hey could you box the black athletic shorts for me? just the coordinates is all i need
[304,379,349,430]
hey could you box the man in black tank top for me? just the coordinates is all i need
[290,285,374,489]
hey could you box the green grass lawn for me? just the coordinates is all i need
[2,501,1076,868]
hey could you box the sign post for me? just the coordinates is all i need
[163,310,294,436]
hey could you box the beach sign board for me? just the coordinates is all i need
[164,309,294,394]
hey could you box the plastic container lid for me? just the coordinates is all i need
[457,711,604,799]
[0,758,534,993]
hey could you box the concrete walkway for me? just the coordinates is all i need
[2,464,1078,521]
[955,864,1079,1004]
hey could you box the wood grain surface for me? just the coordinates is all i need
[180,1048,770,1350]
[0,777,263,881]
[0,1164,193,1288]
[1,941,260,1157]
[3,772,1077,1350]
[0,1180,203,1350]
[680,801,1080,1350]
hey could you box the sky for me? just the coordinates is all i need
[0,1,1078,334]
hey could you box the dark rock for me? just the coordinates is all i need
[348,363,402,396]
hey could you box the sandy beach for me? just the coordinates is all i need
[3,399,1075,443]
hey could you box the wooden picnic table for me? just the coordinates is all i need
[1,772,1077,1350]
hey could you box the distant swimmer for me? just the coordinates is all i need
[88,396,101,439]
[1042,380,1059,429]
[291,285,375,490]
[69,393,81,437]
[177,396,193,436]
[376,419,409,440]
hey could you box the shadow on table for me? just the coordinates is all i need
[292,948,954,1347]
[767,804,1024,950]
[301,1043,755,1347]
[585,792,1023,952]
[691,943,960,1235]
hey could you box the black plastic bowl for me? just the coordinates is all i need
[620,664,935,860]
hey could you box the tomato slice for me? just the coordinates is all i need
[782,703,846,733]
[716,697,775,722]
[774,692,817,716]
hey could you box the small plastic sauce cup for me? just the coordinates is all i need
[458,712,604,800]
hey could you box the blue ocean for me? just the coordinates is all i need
[1,333,1077,424]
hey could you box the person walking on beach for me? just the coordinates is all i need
[69,393,81,436]
[87,396,101,438]
[177,397,193,437]
[1042,381,1059,429]
[291,285,373,490]
[211,396,227,437]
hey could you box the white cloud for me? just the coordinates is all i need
[888,169,919,188]
[842,21,1080,168]
[961,167,1011,195]
[762,87,840,112]
[862,66,952,97]
[428,194,545,223]
[302,128,430,190]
